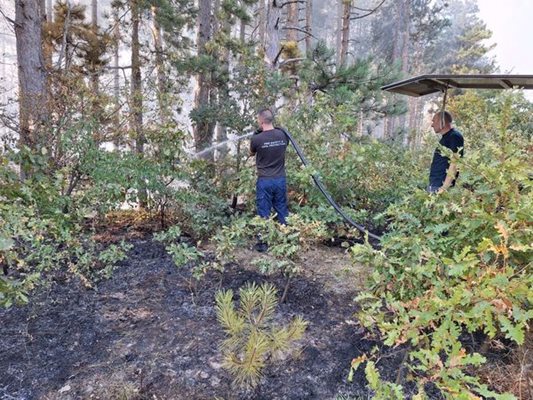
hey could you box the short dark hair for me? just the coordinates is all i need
[435,111,453,124]
[257,108,274,124]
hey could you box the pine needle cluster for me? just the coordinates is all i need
[215,282,308,387]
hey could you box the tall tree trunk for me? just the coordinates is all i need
[265,0,282,67]
[305,0,313,53]
[131,0,147,206]
[386,0,409,141]
[46,0,52,21]
[15,0,49,172]
[56,0,73,71]
[90,0,100,109]
[39,0,46,29]
[112,5,121,148]
[399,0,410,145]
[339,0,351,66]
[240,13,246,43]
[194,0,215,159]
[258,0,266,53]
[151,5,168,124]
[286,0,298,42]
[214,0,232,162]
[40,0,52,71]
[335,0,343,66]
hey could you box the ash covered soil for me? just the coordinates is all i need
[0,238,412,400]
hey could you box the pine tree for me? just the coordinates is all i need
[433,0,496,74]
[215,283,307,387]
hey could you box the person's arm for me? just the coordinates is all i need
[437,162,457,194]
[438,134,463,194]
[250,136,256,156]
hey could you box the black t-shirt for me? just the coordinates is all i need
[250,128,288,178]
[429,128,464,188]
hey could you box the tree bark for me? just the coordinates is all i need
[112,5,121,148]
[46,0,52,21]
[15,0,49,165]
[130,0,147,206]
[265,0,282,67]
[258,0,266,53]
[240,13,246,43]
[194,0,215,159]
[40,0,53,71]
[335,0,343,66]
[339,0,351,66]
[90,0,99,97]
[387,0,409,141]
[215,0,232,162]
[399,0,410,145]
[286,0,298,42]
[151,5,168,124]
[305,0,313,53]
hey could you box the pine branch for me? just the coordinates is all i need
[254,283,277,327]
[270,316,307,352]
[215,289,245,335]
[239,282,262,324]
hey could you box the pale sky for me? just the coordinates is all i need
[477,0,533,74]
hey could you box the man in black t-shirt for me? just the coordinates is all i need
[250,109,289,231]
[428,111,464,194]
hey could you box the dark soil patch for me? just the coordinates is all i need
[0,238,418,400]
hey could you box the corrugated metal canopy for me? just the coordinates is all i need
[381,74,533,97]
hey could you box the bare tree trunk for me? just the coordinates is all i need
[15,0,49,172]
[90,0,100,102]
[335,0,344,66]
[265,0,282,67]
[211,0,224,161]
[240,16,246,43]
[386,0,409,141]
[112,5,121,148]
[91,0,96,24]
[40,0,52,70]
[305,0,313,53]
[215,0,232,162]
[286,0,298,42]
[339,0,351,66]
[151,5,168,124]
[399,0,410,145]
[131,0,147,206]
[194,0,215,159]
[258,0,266,53]
[46,0,52,21]
[39,0,46,26]
[56,0,72,70]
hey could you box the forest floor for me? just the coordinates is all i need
[0,226,399,400]
[0,227,527,399]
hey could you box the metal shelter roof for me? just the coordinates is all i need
[381,74,533,97]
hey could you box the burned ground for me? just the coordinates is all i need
[1,238,426,400]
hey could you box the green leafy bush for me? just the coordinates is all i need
[350,117,532,398]
[273,99,427,233]
[211,214,328,301]
[0,151,133,307]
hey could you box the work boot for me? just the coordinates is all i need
[254,241,268,253]
[254,234,268,252]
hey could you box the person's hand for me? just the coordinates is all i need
[437,187,446,195]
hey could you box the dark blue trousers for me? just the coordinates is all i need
[256,176,289,224]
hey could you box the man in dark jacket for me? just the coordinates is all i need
[250,108,289,224]
[428,111,464,194]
